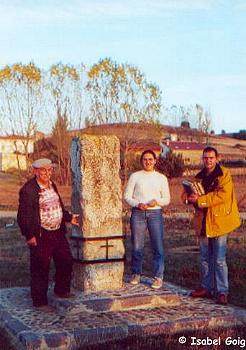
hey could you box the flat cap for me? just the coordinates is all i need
[32,158,54,169]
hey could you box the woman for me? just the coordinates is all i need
[124,150,170,289]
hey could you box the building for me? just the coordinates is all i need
[127,140,161,157]
[161,140,204,166]
[0,135,34,171]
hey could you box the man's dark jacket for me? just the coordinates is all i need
[17,177,72,241]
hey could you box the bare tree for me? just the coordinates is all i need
[51,113,71,185]
[86,58,161,125]
[0,62,43,177]
[86,58,162,183]
[166,104,212,133]
[194,104,212,133]
[47,63,88,130]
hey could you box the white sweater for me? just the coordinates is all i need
[124,170,170,209]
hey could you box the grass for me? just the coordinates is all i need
[0,217,245,349]
[0,217,245,306]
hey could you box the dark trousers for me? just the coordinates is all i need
[30,228,73,307]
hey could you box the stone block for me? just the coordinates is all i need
[0,309,12,322]
[71,135,123,237]
[44,332,70,348]
[19,332,43,348]
[5,319,29,336]
[74,325,128,346]
[82,239,124,260]
[70,135,125,292]
[72,261,124,292]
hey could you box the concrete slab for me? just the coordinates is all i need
[0,276,245,349]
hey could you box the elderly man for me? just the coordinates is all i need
[17,158,79,310]
[183,147,241,305]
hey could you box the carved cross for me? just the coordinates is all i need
[100,239,114,260]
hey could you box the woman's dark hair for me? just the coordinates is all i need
[203,146,218,157]
[140,149,157,163]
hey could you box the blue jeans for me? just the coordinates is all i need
[199,235,228,295]
[130,208,164,278]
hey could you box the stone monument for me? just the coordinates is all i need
[70,135,125,292]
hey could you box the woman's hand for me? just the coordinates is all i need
[147,199,158,207]
[138,203,148,210]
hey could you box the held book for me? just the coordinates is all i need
[182,180,195,196]
[182,180,205,196]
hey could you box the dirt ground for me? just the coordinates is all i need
[0,173,245,308]
[0,173,245,211]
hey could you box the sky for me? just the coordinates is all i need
[0,0,246,134]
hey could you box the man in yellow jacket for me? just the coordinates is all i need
[185,146,241,305]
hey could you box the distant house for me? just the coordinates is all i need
[218,130,246,140]
[67,123,246,168]
[126,140,161,157]
[165,140,204,166]
[125,139,204,166]
[0,135,34,171]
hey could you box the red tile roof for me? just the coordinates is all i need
[167,141,204,151]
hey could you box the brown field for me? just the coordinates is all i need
[0,173,245,211]
[0,216,245,308]
[0,172,245,311]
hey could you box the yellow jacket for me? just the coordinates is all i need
[195,166,241,237]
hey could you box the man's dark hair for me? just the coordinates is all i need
[140,149,157,163]
[203,146,218,157]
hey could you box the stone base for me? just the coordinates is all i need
[72,261,124,292]
[1,277,246,349]
[56,277,180,315]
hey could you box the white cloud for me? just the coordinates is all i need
[0,0,215,30]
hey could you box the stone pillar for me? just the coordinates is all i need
[70,135,125,292]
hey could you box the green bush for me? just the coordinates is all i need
[156,151,185,178]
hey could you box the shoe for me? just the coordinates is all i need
[130,274,141,285]
[216,294,228,305]
[190,288,212,299]
[54,292,75,299]
[34,305,55,312]
[151,277,163,289]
